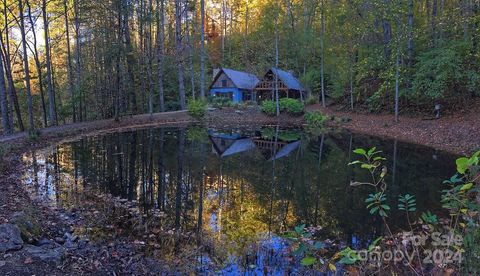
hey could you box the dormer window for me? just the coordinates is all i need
[222,79,227,87]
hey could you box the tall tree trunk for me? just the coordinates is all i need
[138,0,146,113]
[243,0,250,70]
[302,0,308,81]
[124,5,137,114]
[349,53,355,110]
[395,19,402,122]
[462,0,472,41]
[395,46,400,122]
[2,2,14,130]
[439,0,444,41]
[18,0,35,131]
[64,0,76,123]
[1,29,21,131]
[284,0,295,32]
[73,0,83,121]
[199,0,206,99]
[1,44,22,131]
[320,0,326,107]
[275,15,280,116]
[25,0,48,127]
[42,0,57,126]
[407,0,414,68]
[175,0,186,110]
[431,0,438,47]
[382,17,392,58]
[114,0,123,121]
[147,0,154,115]
[186,1,195,100]
[0,43,11,135]
[156,0,165,111]
[221,0,226,62]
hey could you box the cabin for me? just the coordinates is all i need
[209,68,260,103]
[255,68,306,102]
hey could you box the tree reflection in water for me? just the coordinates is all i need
[22,126,456,272]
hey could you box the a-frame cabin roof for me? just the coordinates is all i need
[258,68,306,91]
[210,68,260,90]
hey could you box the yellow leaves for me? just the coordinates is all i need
[328,263,336,272]
[331,251,342,261]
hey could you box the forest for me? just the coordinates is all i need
[0,0,479,135]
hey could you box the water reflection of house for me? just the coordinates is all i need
[209,131,256,158]
[209,130,300,161]
[253,138,301,161]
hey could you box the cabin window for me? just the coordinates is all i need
[222,79,228,87]
[216,92,233,101]
[243,91,253,101]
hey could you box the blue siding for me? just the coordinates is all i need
[210,88,243,103]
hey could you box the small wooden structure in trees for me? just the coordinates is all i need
[255,68,306,102]
[205,14,220,40]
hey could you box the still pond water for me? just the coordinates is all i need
[22,126,456,273]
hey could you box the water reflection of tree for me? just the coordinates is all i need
[24,127,456,265]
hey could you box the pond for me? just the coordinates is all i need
[22,126,457,273]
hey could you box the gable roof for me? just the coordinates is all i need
[211,68,259,90]
[270,68,305,91]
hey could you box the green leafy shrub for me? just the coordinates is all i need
[304,111,327,129]
[282,224,326,268]
[279,98,304,115]
[28,130,40,141]
[413,41,479,101]
[261,99,305,116]
[261,100,277,116]
[306,96,318,106]
[441,151,480,273]
[282,148,480,274]
[210,97,233,108]
[187,99,207,119]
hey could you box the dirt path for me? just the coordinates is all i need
[306,105,480,156]
[0,110,191,144]
[2,106,478,156]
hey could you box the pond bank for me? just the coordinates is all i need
[309,105,480,156]
[0,108,291,275]
[0,111,195,275]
